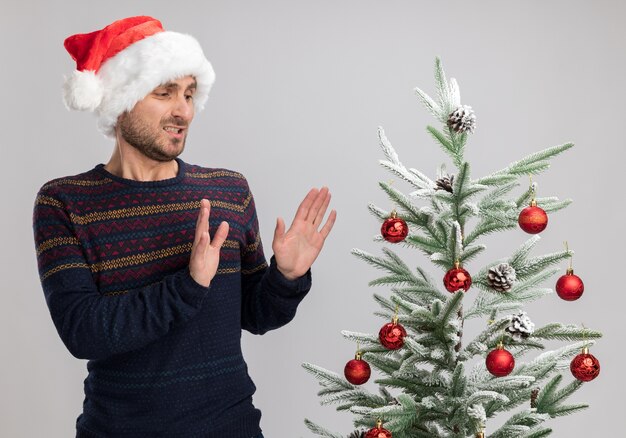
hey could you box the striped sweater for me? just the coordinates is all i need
[33,158,311,437]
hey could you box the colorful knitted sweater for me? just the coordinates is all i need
[33,158,311,437]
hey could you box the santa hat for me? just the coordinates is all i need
[63,16,215,137]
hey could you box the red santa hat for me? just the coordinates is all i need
[63,16,215,137]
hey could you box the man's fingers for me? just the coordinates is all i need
[210,221,230,250]
[312,189,331,226]
[203,200,211,233]
[194,199,210,244]
[305,187,329,222]
[293,188,318,222]
[274,217,286,240]
[196,199,211,231]
[191,229,209,264]
[319,209,337,239]
[192,200,212,266]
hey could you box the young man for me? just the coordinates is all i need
[33,16,335,438]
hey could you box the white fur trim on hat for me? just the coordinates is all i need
[63,70,104,111]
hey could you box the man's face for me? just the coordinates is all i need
[117,76,197,162]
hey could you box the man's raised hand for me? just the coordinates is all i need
[272,187,337,280]
[189,199,229,287]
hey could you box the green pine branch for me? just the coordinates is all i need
[378,127,436,192]
[490,411,551,438]
[466,281,555,320]
[351,247,421,287]
[302,363,354,392]
[427,125,455,157]
[379,182,430,227]
[434,57,453,116]
[513,251,571,279]
[393,284,448,307]
[459,317,510,361]
[523,427,553,438]
[475,143,575,187]
[445,221,463,266]
[535,374,589,418]
[532,323,603,342]
[514,341,594,382]
[340,330,381,352]
[509,235,541,267]
[449,362,468,397]
[460,244,487,265]
[367,394,419,433]
[464,219,517,246]
[303,419,344,438]
[405,233,446,256]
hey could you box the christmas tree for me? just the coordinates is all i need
[302,58,602,438]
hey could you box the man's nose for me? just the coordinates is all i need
[171,95,193,122]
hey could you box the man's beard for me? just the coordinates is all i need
[118,112,188,162]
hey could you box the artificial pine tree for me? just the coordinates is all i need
[302,58,602,437]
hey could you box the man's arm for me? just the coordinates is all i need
[240,253,313,334]
[33,192,226,361]
[240,183,335,334]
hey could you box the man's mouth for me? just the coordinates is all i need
[163,126,185,138]
[163,126,183,134]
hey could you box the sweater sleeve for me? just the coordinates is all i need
[33,191,210,361]
[239,181,311,335]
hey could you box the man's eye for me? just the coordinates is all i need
[185,94,194,101]
[155,92,169,97]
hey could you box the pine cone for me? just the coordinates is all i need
[435,173,454,193]
[447,105,476,133]
[530,388,540,409]
[388,397,400,405]
[488,263,516,292]
[506,311,535,341]
[347,430,366,438]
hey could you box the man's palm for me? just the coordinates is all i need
[272,187,336,280]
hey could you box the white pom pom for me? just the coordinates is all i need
[63,70,103,111]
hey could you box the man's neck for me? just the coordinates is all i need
[105,145,179,182]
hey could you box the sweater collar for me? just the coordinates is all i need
[95,158,186,187]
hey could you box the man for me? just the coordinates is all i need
[33,16,336,438]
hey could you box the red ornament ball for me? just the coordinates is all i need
[556,270,584,301]
[486,345,515,377]
[571,351,600,382]
[518,205,548,234]
[379,322,407,350]
[344,357,371,385]
[444,265,472,293]
[365,421,392,438]
[381,215,408,243]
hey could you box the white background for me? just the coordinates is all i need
[1,1,624,436]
